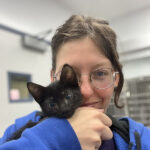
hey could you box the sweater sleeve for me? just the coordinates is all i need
[141,125,150,149]
[0,111,41,144]
[0,117,81,150]
[126,117,150,149]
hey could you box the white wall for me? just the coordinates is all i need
[0,29,52,136]
[110,6,150,79]
[111,7,150,41]
[122,58,150,79]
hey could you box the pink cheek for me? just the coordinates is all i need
[94,88,113,99]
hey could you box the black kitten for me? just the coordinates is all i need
[6,64,82,141]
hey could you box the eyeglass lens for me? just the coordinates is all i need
[54,68,115,90]
[91,69,114,89]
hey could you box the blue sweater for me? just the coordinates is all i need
[0,111,150,150]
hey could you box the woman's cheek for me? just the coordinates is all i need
[95,87,114,99]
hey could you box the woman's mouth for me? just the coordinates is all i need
[80,101,102,108]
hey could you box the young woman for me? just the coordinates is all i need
[0,15,150,150]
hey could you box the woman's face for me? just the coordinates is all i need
[52,37,119,112]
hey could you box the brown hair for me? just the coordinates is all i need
[51,15,124,108]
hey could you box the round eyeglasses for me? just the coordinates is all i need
[53,68,118,90]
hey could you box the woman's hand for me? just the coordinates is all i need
[68,107,113,150]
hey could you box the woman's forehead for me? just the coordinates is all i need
[55,38,112,71]
[56,38,108,60]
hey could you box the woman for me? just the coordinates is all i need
[0,15,150,150]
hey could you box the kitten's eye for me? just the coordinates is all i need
[65,94,71,100]
[49,103,56,107]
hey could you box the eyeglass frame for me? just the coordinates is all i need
[53,68,119,90]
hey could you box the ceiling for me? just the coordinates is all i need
[1,0,150,37]
[60,0,150,20]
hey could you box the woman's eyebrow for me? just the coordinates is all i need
[92,62,112,69]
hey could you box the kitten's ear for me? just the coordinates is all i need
[60,64,78,86]
[27,82,45,104]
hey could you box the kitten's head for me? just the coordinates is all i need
[27,64,82,118]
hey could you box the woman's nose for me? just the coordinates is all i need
[79,75,94,99]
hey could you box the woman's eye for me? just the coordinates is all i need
[96,71,105,76]
[94,71,105,76]
[92,70,108,80]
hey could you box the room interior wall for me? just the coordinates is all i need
[110,6,150,79]
[0,29,52,136]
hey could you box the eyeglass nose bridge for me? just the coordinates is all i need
[77,73,92,86]
[80,73,90,78]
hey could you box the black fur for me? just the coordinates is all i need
[6,64,82,142]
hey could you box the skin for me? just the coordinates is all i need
[51,37,119,150]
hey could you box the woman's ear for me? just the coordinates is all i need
[50,69,54,82]
[114,72,119,88]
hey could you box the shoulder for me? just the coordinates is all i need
[109,115,150,149]
[120,117,150,149]
[15,111,42,126]
[121,117,150,136]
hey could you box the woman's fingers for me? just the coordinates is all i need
[68,107,113,150]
